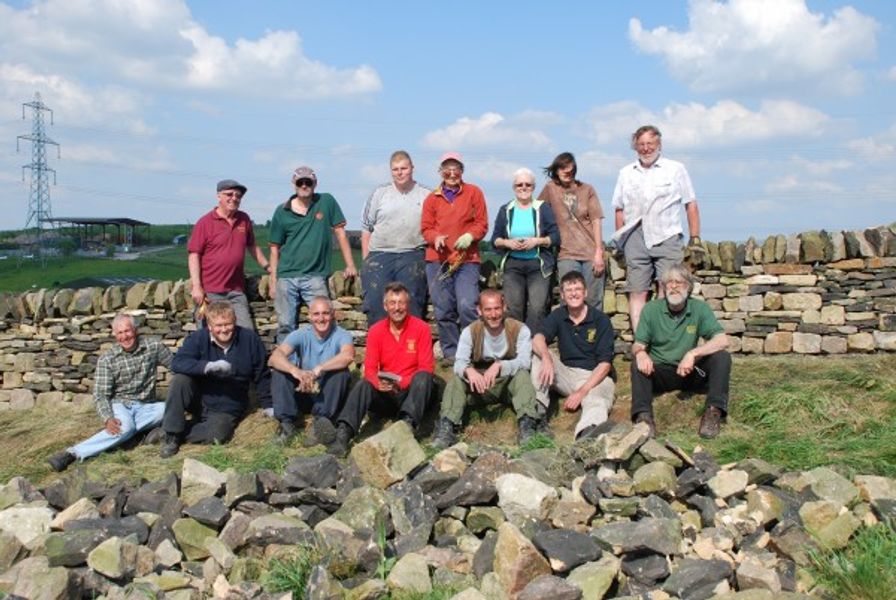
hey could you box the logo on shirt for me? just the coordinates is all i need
[315,211,323,220]
[687,325,697,334]
[586,328,597,343]
[407,339,416,352]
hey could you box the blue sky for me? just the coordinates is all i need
[0,0,894,242]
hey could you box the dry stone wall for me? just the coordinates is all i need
[1,224,895,412]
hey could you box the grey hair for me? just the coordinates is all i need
[511,167,536,186]
[659,264,694,293]
[112,313,136,330]
[308,296,334,312]
[630,125,662,150]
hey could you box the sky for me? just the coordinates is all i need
[0,0,894,243]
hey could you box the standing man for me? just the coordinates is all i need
[327,283,434,457]
[611,125,702,332]
[421,152,488,364]
[48,314,172,471]
[531,271,616,440]
[269,166,358,340]
[431,290,543,449]
[160,301,271,458]
[360,150,431,324]
[268,296,355,445]
[188,179,270,330]
[630,264,730,439]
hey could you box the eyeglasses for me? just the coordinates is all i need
[514,182,534,189]
[295,179,315,188]
[441,166,463,175]
[665,279,688,287]
[219,191,243,199]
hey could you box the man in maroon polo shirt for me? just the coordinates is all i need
[188,179,271,331]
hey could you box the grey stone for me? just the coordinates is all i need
[332,485,389,532]
[283,454,342,490]
[736,458,783,485]
[8,556,77,600]
[662,558,732,600]
[182,496,229,528]
[386,552,431,594]
[801,466,860,506]
[64,516,150,545]
[707,469,750,499]
[387,480,437,554]
[621,553,670,584]
[592,517,682,556]
[492,522,551,599]
[566,556,620,600]
[632,461,677,496]
[518,574,582,600]
[736,558,782,593]
[0,505,54,547]
[224,471,259,507]
[472,530,497,579]
[87,536,138,579]
[244,512,313,546]
[639,439,684,468]
[350,421,426,489]
[532,528,602,573]
[305,564,344,600]
[436,451,511,509]
[180,458,226,506]
[0,529,22,572]
[43,528,106,567]
[495,473,558,524]
[466,506,505,534]
[171,517,217,560]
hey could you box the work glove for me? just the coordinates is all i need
[204,359,232,376]
[454,233,474,250]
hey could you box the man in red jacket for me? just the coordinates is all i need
[421,152,488,366]
[327,282,434,457]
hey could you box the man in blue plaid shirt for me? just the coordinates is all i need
[48,313,172,471]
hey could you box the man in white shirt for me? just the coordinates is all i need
[612,125,703,332]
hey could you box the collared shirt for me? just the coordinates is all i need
[187,208,256,294]
[93,337,173,422]
[363,315,434,389]
[611,156,696,248]
[635,297,724,366]
[539,305,615,372]
[269,192,346,278]
[282,324,353,370]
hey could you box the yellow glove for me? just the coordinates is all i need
[454,233,474,250]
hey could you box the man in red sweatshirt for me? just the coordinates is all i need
[421,152,488,365]
[327,282,434,456]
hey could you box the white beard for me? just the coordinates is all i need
[666,290,689,309]
[639,150,660,166]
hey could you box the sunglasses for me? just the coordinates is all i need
[295,178,315,188]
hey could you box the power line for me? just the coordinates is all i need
[16,92,60,259]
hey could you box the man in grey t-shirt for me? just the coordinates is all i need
[360,150,431,324]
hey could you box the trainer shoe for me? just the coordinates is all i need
[48,450,76,472]
[698,406,724,439]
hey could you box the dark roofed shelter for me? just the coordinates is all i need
[43,217,151,249]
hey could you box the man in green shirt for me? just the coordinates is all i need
[630,264,730,439]
[269,166,358,340]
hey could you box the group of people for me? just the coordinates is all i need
[48,124,733,471]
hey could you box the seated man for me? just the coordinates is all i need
[327,282,434,457]
[268,296,355,445]
[48,314,172,471]
[431,289,542,449]
[160,301,271,457]
[630,264,731,439]
[531,271,616,440]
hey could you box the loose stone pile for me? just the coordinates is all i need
[1,421,894,599]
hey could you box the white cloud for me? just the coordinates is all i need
[64,143,174,172]
[789,156,852,176]
[629,0,879,95]
[585,99,828,148]
[887,66,896,81]
[576,150,629,179]
[846,136,896,163]
[0,0,381,101]
[422,112,553,151]
[765,175,843,194]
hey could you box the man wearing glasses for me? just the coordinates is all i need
[630,264,731,439]
[269,166,358,341]
[421,152,488,366]
[188,179,270,330]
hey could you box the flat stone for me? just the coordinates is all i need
[8,556,74,600]
[707,469,750,499]
[50,497,99,530]
[466,506,505,535]
[171,517,217,560]
[180,458,226,506]
[0,505,54,548]
[799,500,861,549]
[283,454,342,490]
[566,556,620,600]
[43,528,106,567]
[332,485,389,532]
[737,557,782,593]
[437,451,511,509]
[662,558,732,600]
[224,471,259,507]
[386,552,432,594]
[800,467,859,506]
[495,473,558,525]
[492,522,551,598]
[154,538,183,568]
[518,574,582,600]
[532,528,602,573]
[591,517,682,555]
[87,535,138,579]
[244,513,313,546]
[0,530,22,572]
[350,421,426,489]
[204,536,236,570]
[632,461,677,496]
[764,332,792,353]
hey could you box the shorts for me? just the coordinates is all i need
[623,226,683,293]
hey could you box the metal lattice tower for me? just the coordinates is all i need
[17,92,60,235]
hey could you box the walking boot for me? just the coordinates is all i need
[159,433,181,458]
[430,417,458,450]
[517,416,539,445]
[326,423,353,458]
[48,450,76,472]
[276,420,297,444]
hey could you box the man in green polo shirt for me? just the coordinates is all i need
[630,263,731,439]
[269,166,358,340]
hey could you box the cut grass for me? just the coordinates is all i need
[809,522,896,600]
[3,355,895,488]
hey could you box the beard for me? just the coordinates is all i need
[666,290,689,310]
[639,150,660,166]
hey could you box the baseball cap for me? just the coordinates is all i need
[291,166,317,184]
[217,179,247,194]
[439,151,464,167]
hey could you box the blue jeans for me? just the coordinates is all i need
[69,401,165,460]
[425,261,479,359]
[557,259,605,310]
[502,257,552,334]
[362,249,427,325]
[274,275,330,341]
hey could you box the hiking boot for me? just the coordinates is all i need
[699,406,724,439]
[159,433,181,458]
[576,420,616,442]
[276,420,297,444]
[634,412,657,439]
[326,423,352,458]
[48,450,75,472]
[305,416,337,447]
[517,416,539,445]
[142,427,165,445]
[430,417,458,450]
